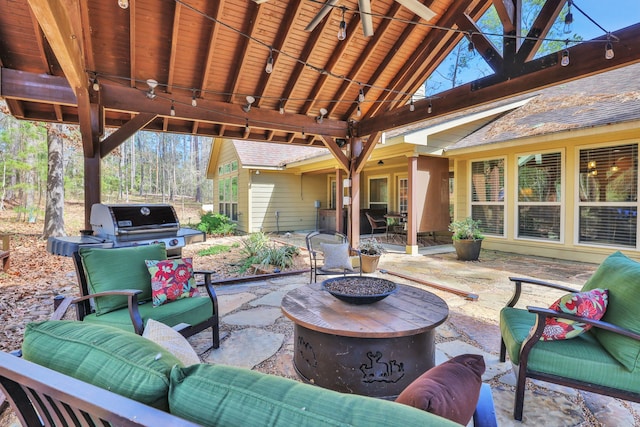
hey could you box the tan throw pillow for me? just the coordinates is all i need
[319,242,353,271]
[142,319,201,366]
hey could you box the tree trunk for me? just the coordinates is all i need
[195,135,202,203]
[42,125,65,238]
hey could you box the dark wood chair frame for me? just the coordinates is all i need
[365,212,388,240]
[306,230,362,283]
[72,251,220,349]
[500,277,640,421]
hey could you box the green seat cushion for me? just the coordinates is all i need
[82,295,213,333]
[22,320,182,411]
[501,307,639,392]
[79,244,167,315]
[581,251,640,371]
[169,364,457,427]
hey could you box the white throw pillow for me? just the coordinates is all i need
[319,242,354,271]
[142,319,201,366]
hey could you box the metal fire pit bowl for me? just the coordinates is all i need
[321,277,398,304]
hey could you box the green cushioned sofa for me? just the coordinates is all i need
[0,321,474,427]
[500,251,640,421]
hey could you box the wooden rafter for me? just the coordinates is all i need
[199,0,224,99]
[353,132,381,174]
[100,112,156,157]
[28,7,51,73]
[226,2,263,103]
[129,0,137,87]
[302,14,362,116]
[515,0,565,63]
[325,3,403,117]
[165,1,182,94]
[320,135,350,171]
[79,0,95,73]
[255,0,304,108]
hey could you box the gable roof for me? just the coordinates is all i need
[446,62,640,151]
[232,140,328,169]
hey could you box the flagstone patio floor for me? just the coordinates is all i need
[186,240,640,426]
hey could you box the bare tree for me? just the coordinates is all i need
[42,124,65,238]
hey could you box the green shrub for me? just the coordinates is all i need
[238,233,300,273]
[197,244,232,256]
[196,212,237,236]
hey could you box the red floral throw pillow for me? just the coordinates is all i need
[145,258,200,307]
[540,288,609,341]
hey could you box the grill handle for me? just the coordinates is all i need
[117,225,180,235]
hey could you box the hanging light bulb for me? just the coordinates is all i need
[356,104,362,117]
[466,33,475,54]
[92,77,100,92]
[561,46,570,67]
[118,0,129,9]
[265,48,274,74]
[279,99,285,115]
[245,119,249,134]
[409,97,415,112]
[563,1,573,34]
[605,37,615,60]
[146,79,158,99]
[191,90,197,107]
[337,7,347,41]
[358,85,365,103]
[170,101,176,116]
[428,101,433,114]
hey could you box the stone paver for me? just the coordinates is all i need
[223,307,283,327]
[204,327,285,369]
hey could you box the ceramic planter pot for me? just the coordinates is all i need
[360,254,381,273]
[453,239,483,261]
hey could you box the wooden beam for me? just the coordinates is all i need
[27,0,87,94]
[515,0,565,63]
[358,23,640,136]
[129,0,136,87]
[0,68,76,105]
[319,136,350,172]
[226,2,263,103]
[100,113,157,158]
[457,16,503,73]
[166,2,181,93]
[199,0,224,97]
[353,132,381,174]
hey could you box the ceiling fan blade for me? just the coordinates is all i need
[395,0,436,22]
[358,0,374,37]
[305,0,341,32]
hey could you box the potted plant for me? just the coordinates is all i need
[358,238,386,273]
[448,217,484,261]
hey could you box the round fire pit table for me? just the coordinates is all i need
[281,280,449,399]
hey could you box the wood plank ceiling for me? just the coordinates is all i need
[0,0,639,151]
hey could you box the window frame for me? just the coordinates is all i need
[469,157,506,238]
[515,149,564,243]
[217,161,238,221]
[368,175,389,212]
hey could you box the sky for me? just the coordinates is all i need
[422,0,640,96]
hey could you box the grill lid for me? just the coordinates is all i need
[91,204,180,237]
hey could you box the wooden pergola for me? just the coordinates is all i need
[0,0,638,244]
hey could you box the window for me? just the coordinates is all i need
[398,177,408,214]
[218,161,238,221]
[369,177,388,212]
[470,158,505,236]
[329,178,336,209]
[517,152,562,241]
[578,144,638,247]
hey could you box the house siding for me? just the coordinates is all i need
[249,172,326,233]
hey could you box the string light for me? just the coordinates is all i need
[265,48,274,74]
[563,0,573,34]
[466,32,475,54]
[191,90,197,107]
[245,118,250,134]
[117,0,129,9]
[279,99,285,114]
[356,104,362,117]
[358,85,365,103]
[170,100,176,116]
[409,97,415,112]
[605,35,614,60]
[427,100,432,114]
[561,41,570,67]
[91,77,100,91]
[337,6,347,41]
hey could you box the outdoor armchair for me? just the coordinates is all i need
[72,243,219,349]
[500,251,640,421]
[306,230,362,283]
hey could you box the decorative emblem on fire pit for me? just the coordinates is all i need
[359,351,404,384]
[297,336,317,368]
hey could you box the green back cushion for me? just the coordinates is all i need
[581,251,640,371]
[22,320,181,411]
[79,244,167,315]
[169,364,456,427]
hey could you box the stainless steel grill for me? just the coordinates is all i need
[47,203,205,257]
